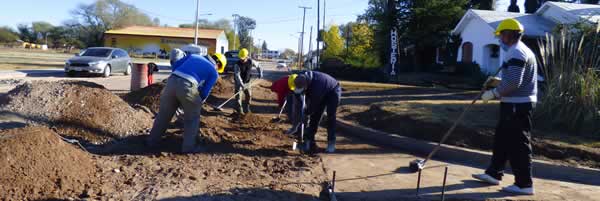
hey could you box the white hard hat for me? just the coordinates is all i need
[170,48,186,65]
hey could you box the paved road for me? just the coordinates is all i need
[0,61,284,95]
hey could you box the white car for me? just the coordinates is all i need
[276,61,287,69]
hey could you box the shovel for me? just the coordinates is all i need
[211,81,256,112]
[408,67,502,173]
[271,99,288,122]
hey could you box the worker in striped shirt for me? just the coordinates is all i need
[472,18,537,195]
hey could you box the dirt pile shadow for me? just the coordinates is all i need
[0,127,97,200]
[0,80,153,144]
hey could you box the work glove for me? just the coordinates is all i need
[481,90,496,103]
[483,76,501,90]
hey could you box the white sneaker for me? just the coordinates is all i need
[501,185,534,195]
[326,142,336,153]
[472,174,500,185]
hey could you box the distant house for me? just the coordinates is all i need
[104,26,229,56]
[451,1,600,74]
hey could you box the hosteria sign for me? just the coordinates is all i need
[389,28,398,76]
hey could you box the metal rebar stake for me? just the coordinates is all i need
[332,171,336,193]
[441,166,448,201]
[416,169,422,197]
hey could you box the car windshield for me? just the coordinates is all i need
[278,61,285,64]
[81,49,112,57]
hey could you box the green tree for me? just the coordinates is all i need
[345,22,381,68]
[70,0,156,47]
[281,48,296,59]
[323,25,344,59]
[226,30,239,50]
[32,21,54,44]
[508,0,520,12]
[406,0,468,70]
[0,27,19,43]
[16,24,36,42]
[235,16,256,49]
[261,41,268,51]
[524,0,541,13]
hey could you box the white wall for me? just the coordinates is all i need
[216,32,229,54]
[457,17,505,74]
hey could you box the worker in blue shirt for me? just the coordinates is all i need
[147,45,226,153]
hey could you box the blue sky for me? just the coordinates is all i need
[0,0,370,53]
[0,0,521,52]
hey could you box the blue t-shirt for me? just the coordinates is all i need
[172,55,218,100]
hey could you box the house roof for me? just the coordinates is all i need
[452,9,555,37]
[537,1,600,23]
[105,26,224,39]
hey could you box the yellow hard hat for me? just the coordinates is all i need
[211,53,227,73]
[239,48,249,59]
[495,18,524,36]
[288,74,298,91]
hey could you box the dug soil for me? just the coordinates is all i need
[0,77,328,200]
[340,103,600,169]
[0,80,153,144]
[0,127,97,200]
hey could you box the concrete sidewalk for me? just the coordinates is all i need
[0,69,64,79]
[315,120,600,201]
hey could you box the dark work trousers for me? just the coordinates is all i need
[485,102,534,188]
[305,85,342,144]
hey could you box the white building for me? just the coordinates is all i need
[452,2,600,74]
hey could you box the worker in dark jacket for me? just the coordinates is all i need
[234,48,263,115]
[288,71,341,153]
[472,18,537,195]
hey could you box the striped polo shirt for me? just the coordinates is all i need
[492,41,538,103]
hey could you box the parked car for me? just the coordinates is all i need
[276,60,287,69]
[65,47,132,77]
[224,50,240,73]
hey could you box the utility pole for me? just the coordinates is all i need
[323,0,327,29]
[316,0,321,70]
[299,6,312,70]
[232,14,239,50]
[308,26,313,69]
[193,0,200,45]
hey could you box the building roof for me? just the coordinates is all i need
[452,9,555,37]
[105,26,225,39]
[537,1,600,23]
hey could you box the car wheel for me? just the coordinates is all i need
[124,63,132,75]
[103,65,111,78]
[66,71,76,77]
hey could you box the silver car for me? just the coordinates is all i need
[65,47,132,77]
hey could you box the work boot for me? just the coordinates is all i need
[302,140,317,154]
[472,173,500,185]
[326,142,336,153]
[501,185,534,195]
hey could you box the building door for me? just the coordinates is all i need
[462,42,473,64]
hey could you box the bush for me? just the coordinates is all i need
[319,58,384,82]
[535,30,600,135]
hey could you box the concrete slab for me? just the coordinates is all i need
[319,135,600,201]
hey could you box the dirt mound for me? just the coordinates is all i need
[123,75,236,114]
[211,75,235,97]
[0,80,152,143]
[123,82,166,114]
[0,127,96,200]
